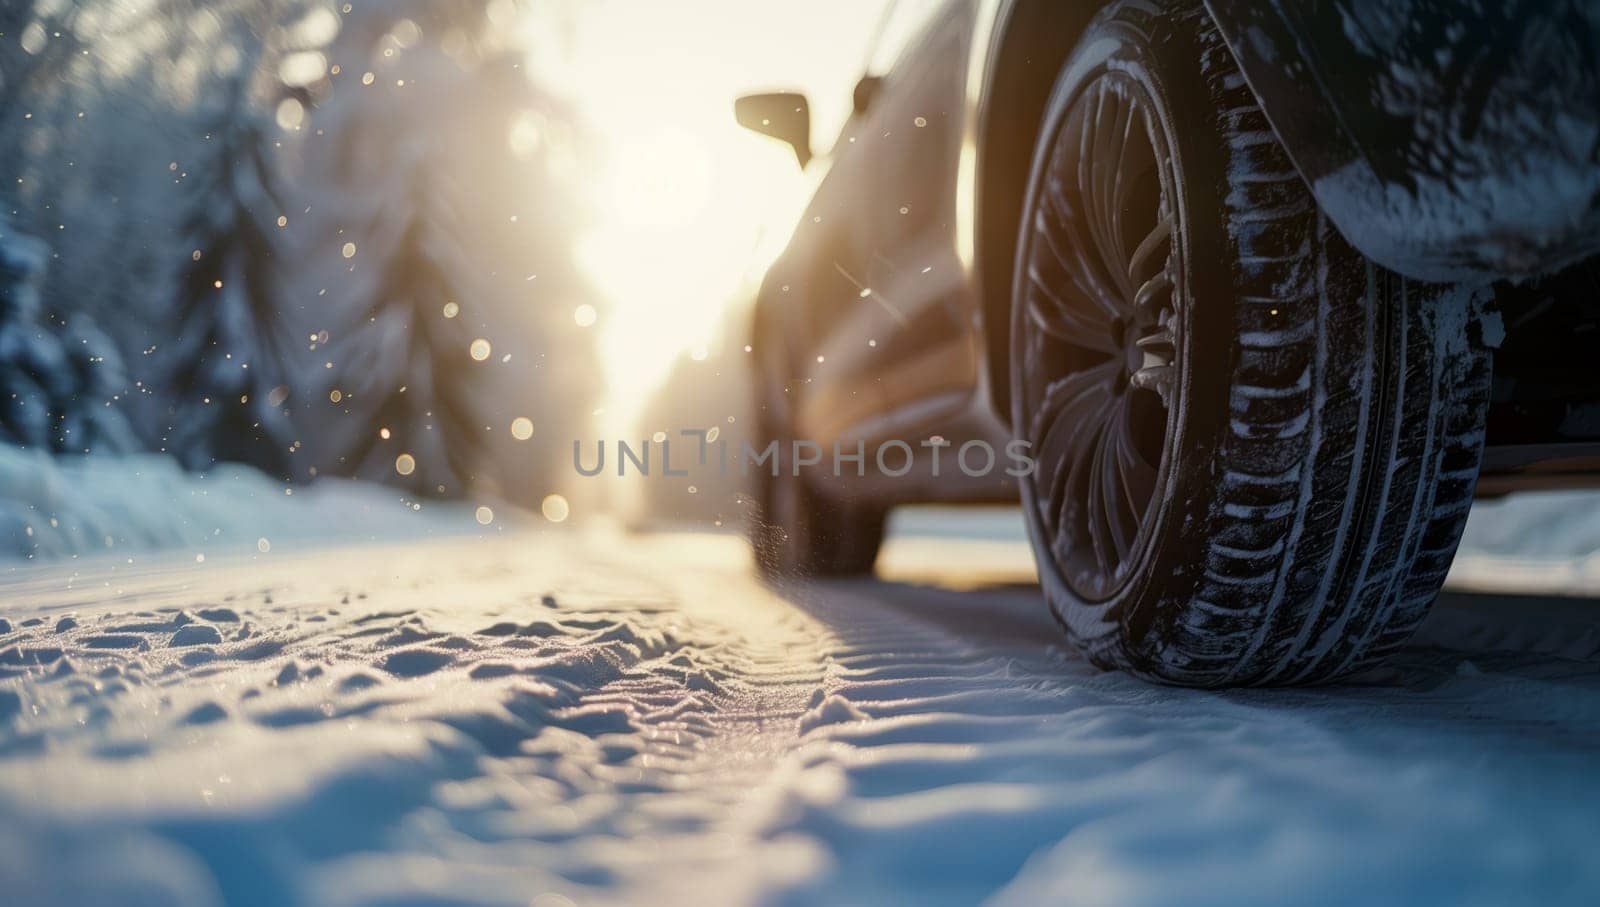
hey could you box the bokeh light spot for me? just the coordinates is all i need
[541,494,570,523]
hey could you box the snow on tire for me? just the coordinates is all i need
[1011,0,1492,686]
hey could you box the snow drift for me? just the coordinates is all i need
[0,446,470,561]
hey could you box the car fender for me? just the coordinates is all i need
[1204,0,1600,282]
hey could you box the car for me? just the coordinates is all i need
[735,0,1600,686]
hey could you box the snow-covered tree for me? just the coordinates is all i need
[291,0,603,501]
[1,0,307,461]
[0,221,60,449]
[162,35,297,479]
[1,216,138,455]
[3,0,601,501]
[316,161,490,497]
[57,315,140,455]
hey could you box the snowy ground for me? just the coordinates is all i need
[1,506,1599,906]
[0,448,487,560]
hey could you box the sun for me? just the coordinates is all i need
[573,113,809,432]
[605,126,716,231]
[528,0,891,431]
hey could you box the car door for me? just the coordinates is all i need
[783,0,982,446]
[827,0,979,434]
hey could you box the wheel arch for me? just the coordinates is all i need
[975,0,1115,420]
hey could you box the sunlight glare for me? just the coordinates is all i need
[543,0,889,431]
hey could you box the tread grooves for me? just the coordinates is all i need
[1027,0,1488,687]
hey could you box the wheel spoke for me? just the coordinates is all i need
[1050,417,1101,573]
[1091,426,1131,566]
[1105,96,1140,272]
[1110,105,1157,236]
[1109,411,1158,523]
[1031,361,1121,517]
[1038,177,1125,323]
[1081,85,1137,300]
[1026,264,1117,353]
[1127,214,1173,287]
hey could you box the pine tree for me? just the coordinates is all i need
[299,3,510,497]
[315,150,490,497]
[0,216,136,455]
[163,44,296,478]
[56,314,140,455]
[0,218,61,449]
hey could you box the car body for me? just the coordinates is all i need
[740,0,1600,684]
[745,0,1600,506]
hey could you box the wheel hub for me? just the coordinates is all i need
[1016,74,1183,602]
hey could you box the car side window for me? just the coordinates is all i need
[866,0,948,76]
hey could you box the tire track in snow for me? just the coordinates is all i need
[0,531,1597,906]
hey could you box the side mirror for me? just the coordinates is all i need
[735,92,812,168]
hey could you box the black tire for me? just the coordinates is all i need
[747,340,886,580]
[1010,0,1491,686]
[750,464,886,579]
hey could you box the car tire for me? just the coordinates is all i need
[747,340,886,580]
[1010,0,1492,685]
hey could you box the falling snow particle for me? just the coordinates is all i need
[257,538,271,553]
[395,453,416,476]
[574,304,597,327]
[341,242,357,259]
[511,417,534,441]
[470,339,492,361]
[443,301,459,318]
[475,506,494,526]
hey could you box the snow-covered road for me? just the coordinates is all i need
[1,525,1598,906]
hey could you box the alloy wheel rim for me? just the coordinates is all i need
[1019,73,1182,603]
